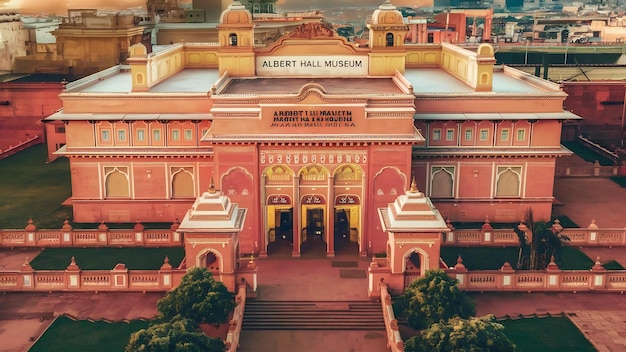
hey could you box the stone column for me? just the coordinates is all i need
[327,176,335,257]
[292,175,301,257]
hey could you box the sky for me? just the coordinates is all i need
[5,0,433,15]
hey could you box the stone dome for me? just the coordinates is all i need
[371,0,404,26]
[219,1,252,25]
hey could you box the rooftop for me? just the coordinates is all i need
[405,67,554,94]
[220,77,404,95]
[69,68,219,94]
[67,66,557,97]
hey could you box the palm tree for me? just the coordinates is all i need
[514,208,570,270]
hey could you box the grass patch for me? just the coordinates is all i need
[29,316,149,352]
[559,246,595,270]
[440,246,595,270]
[30,247,185,270]
[501,316,595,352]
[441,246,520,270]
[602,260,625,270]
[562,141,614,166]
[0,145,72,229]
[610,176,626,188]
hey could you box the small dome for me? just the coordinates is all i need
[371,0,404,26]
[220,1,252,25]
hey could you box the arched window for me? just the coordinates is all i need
[496,166,521,197]
[104,167,129,198]
[206,251,218,269]
[229,33,238,46]
[431,166,454,198]
[171,167,194,198]
[386,33,394,47]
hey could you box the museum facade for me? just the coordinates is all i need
[46,1,577,257]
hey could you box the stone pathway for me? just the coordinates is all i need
[569,311,626,352]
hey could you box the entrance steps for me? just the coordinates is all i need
[242,300,385,330]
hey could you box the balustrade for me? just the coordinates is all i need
[129,273,159,286]
[0,274,19,286]
[1,232,25,243]
[515,274,544,287]
[598,232,623,245]
[560,274,591,287]
[455,231,481,243]
[37,232,61,242]
[607,273,626,288]
[109,232,134,244]
[492,231,517,243]
[468,273,497,288]
[145,232,171,242]
[74,232,98,243]
[82,275,111,286]
[35,273,65,286]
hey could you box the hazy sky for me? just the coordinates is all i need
[5,0,433,15]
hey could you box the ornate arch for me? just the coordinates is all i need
[195,247,224,273]
[333,163,364,183]
[372,166,408,197]
[401,247,430,275]
[104,167,129,198]
[221,166,254,196]
[264,164,295,183]
[171,167,194,198]
[298,164,330,182]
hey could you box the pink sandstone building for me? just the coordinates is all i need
[44,1,578,262]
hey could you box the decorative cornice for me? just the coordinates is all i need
[60,93,211,100]
[414,93,566,100]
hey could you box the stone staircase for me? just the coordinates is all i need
[242,300,385,330]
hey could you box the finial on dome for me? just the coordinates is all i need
[208,177,216,194]
[409,177,418,193]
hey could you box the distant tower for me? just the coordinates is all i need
[217,1,255,77]
[367,0,408,75]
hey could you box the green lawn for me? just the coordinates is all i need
[0,144,72,229]
[29,315,150,352]
[562,141,614,166]
[501,316,595,352]
[30,247,185,270]
[610,176,626,188]
[441,246,596,271]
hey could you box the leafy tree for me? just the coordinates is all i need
[157,267,235,324]
[394,269,475,330]
[404,315,517,352]
[125,316,225,352]
[514,208,570,270]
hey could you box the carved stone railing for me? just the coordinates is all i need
[1,226,183,248]
[0,259,184,292]
[446,263,626,292]
[443,221,626,247]
[380,284,404,352]
[225,284,247,352]
[0,135,42,161]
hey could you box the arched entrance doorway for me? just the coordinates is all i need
[300,195,327,256]
[265,194,294,256]
[402,247,429,288]
[333,164,363,256]
[333,198,360,255]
